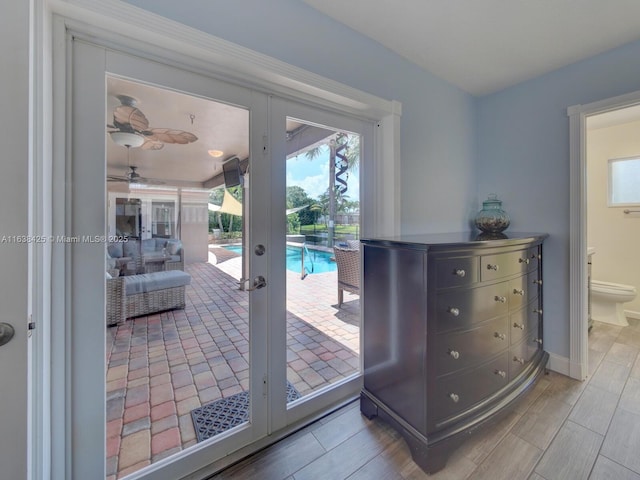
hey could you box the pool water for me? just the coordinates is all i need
[222,245,336,274]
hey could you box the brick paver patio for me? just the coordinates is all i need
[105,246,360,479]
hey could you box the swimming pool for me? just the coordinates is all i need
[222,245,336,274]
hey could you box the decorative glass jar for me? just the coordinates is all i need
[475,194,510,234]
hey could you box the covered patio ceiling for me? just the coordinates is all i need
[106,76,334,190]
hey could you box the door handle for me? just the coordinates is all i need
[245,276,267,291]
[0,322,15,347]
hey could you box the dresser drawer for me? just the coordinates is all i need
[432,315,509,377]
[509,333,542,380]
[435,255,479,289]
[436,283,509,332]
[431,352,509,427]
[528,269,542,299]
[510,300,542,345]
[481,250,531,282]
[528,247,542,270]
[508,276,530,309]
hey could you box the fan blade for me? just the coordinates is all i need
[141,139,164,150]
[137,178,166,185]
[113,105,150,132]
[146,128,198,145]
[107,175,128,182]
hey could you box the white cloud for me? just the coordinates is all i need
[287,162,329,199]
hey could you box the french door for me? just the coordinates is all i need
[66,36,369,479]
[268,98,372,429]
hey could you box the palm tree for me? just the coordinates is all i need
[309,203,323,234]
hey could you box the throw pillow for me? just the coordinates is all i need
[107,242,123,258]
[167,240,181,255]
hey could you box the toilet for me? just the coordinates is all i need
[590,280,637,326]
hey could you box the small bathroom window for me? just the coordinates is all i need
[608,156,640,206]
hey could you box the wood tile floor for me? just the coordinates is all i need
[211,319,640,480]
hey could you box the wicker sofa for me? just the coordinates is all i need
[106,269,191,326]
[333,239,361,307]
[107,237,184,275]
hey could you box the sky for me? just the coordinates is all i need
[286,145,360,202]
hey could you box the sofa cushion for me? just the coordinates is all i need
[107,242,123,258]
[142,238,158,253]
[106,252,117,269]
[123,240,140,258]
[124,270,191,295]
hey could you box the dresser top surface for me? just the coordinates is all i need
[361,231,548,249]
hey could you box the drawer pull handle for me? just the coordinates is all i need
[449,393,460,403]
[494,332,506,340]
[513,356,525,365]
[513,322,525,330]
[533,308,543,315]
[513,288,525,296]
[486,264,499,271]
[532,279,542,285]
[534,338,543,345]
[448,349,460,359]
[494,295,507,303]
[519,258,530,265]
[453,269,466,277]
[494,369,507,378]
[447,307,460,317]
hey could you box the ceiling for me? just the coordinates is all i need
[107,77,321,189]
[302,0,640,96]
[107,76,249,188]
[107,3,640,185]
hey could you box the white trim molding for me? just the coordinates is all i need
[50,0,399,121]
[547,353,571,377]
[567,89,640,381]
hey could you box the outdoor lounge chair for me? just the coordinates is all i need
[334,240,360,307]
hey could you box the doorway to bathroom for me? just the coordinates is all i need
[584,107,640,376]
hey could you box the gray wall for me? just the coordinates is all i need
[477,39,640,358]
[124,0,478,234]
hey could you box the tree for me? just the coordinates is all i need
[304,132,359,246]
[286,185,315,225]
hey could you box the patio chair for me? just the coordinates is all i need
[334,240,360,307]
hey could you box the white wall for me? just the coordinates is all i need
[123,0,478,234]
[587,120,640,315]
[478,38,640,359]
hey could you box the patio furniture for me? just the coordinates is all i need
[334,240,360,307]
[107,237,184,274]
[106,269,191,326]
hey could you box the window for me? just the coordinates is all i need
[609,156,640,205]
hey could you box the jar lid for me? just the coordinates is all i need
[483,193,502,206]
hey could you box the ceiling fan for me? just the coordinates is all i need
[107,94,198,150]
[107,165,166,185]
[107,144,165,185]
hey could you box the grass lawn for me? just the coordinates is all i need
[299,224,359,236]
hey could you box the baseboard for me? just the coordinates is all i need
[624,309,640,320]
[547,352,571,376]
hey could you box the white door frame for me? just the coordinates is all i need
[38,1,401,479]
[568,88,640,380]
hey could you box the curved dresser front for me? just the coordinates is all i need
[360,232,549,474]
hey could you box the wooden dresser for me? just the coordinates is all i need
[360,232,549,473]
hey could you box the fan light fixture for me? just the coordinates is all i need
[208,149,224,158]
[110,131,145,148]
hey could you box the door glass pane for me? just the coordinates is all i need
[284,118,361,402]
[105,77,250,478]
